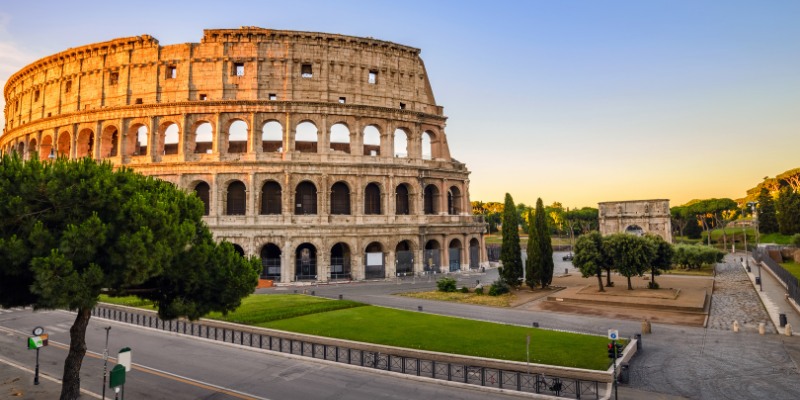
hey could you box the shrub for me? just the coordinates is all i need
[436,277,457,292]
[792,233,800,247]
[475,287,484,295]
[488,279,510,296]
[460,286,470,293]
[648,281,660,289]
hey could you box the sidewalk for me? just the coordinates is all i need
[738,252,800,334]
[0,356,64,399]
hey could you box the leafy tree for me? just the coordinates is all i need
[670,206,691,238]
[673,245,724,269]
[0,155,261,400]
[603,233,654,290]
[573,231,608,291]
[516,202,533,233]
[643,234,674,288]
[535,198,554,288]
[684,216,703,239]
[500,193,522,287]
[545,202,565,235]
[525,210,541,289]
[776,187,800,235]
[758,187,778,234]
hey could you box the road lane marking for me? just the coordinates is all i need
[0,355,102,399]
[0,324,269,400]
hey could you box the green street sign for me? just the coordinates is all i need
[27,336,43,350]
[109,364,126,388]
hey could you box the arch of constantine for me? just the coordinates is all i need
[0,27,487,283]
[598,199,672,242]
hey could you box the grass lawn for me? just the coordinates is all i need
[399,290,512,307]
[780,261,800,280]
[100,294,611,370]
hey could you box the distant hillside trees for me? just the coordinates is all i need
[758,187,779,234]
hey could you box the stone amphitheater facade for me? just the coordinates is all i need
[0,27,487,283]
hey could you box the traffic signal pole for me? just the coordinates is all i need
[612,339,618,400]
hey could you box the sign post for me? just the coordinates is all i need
[102,326,111,399]
[28,327,47,385]
[109,364,126,400]
[608,329,619,400]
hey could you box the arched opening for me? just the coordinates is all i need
[424,240,441,273]
[395,184,410,215]
[57,132,71,157]
[295,121,318,153]
[194,122,213,154]
[228,120,248,153]
[330,243,351,280]
[469,238,481,270]
[363,125,380,156]
[329,123,351,154]
[194,182,210,215]
[28,139,37,159]
[394,128,408,157]
[232,244,245,257]
[448,186,462,215]
[365,242,385,279]
[448,239,462,272]
[135,126,149,155]
[162,123,179,155]
[625,225,645,236]
[261,243,282,279]
[330,181,351,215]
[395,240,414,275]
[295,243,317,280]
[295,181,317,215]
[422,131,433,160]
[364,183,382,215]
[261,121,283,153]
[16,142,25,157]
[40,136,53,159]
[76,128,94,158]
[260,181,282,215]
[226,180,246,215]
[424,185,439,215]
[100,126,119,158]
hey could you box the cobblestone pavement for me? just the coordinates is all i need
[707,256,776,334]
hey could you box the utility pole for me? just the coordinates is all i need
[102,326,111,399]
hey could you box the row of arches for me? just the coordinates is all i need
[5,118,444,161]
[196,179,465,216]
[228,238,483,282]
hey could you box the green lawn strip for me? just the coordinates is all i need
[666,264,715,276]
[780,261,800,280]
[204,295,365,324]
[261,305,611,370]
[98,294,155,309]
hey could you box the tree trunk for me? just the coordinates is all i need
[60,307,91,400]
[596,269,605,292]
[651,268,656,287]
[627,276,633,290]
[605,267,613,286]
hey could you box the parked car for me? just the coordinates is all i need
[562,253,574,261]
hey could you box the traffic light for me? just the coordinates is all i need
[607,342,624,358]
[607,342,615,358]
[615,343,624,358]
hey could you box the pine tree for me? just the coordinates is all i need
[500,193,523,287]
[525,210,541,289]
[777,187,800,235]
[758,187,778,234]
[535,198,555,288]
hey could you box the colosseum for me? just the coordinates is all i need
[0,27,487,283]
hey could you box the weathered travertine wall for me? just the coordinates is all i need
[598,199,672,242]
[1,27,486,283]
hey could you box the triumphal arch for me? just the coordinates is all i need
[598,199,672,242]
[0,27,487,283]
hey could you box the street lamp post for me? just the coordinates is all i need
[748,202,761,291]
[102,326,111,399]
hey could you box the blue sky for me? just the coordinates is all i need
[2,1,799,208]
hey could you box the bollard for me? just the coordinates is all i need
[532,322,539,328]
[418,305,423,312]
[635,333,642,350]
[785,323,793,337]
[758,322,765,335]
[641,319,652,334]
[618,363,630,384]
[733,320,740,332]
[565,268,568,275]
[779,313,787,327]
[338,294,343,300]
[293,289,297,294]
[311,290,315,296]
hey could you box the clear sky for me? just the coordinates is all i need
[1,1,798,209]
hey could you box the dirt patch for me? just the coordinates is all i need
[576,285,679,299]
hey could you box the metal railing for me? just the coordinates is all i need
[754,246,800,305]
[91,304,602,398]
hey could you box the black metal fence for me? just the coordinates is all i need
[486,244,500,262]
[754,246,800,306]
[91,305,602,398]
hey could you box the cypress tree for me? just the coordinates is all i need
[525,210,541,289]
[758,187,778,234]
[536,198,555,288]
[500,193,523,287]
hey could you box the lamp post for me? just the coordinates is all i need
[101,326,111,399]
[748,201,761,291]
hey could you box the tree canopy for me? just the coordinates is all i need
[603,233,655,290]
[0,155,260,400]
[758,187,778,234]
[572,231,608,291]
[500,193,523,287]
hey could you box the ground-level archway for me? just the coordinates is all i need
[424,240,441,273]
[364,242,385,279]
[448,239,462,272]
[395,241,414,276]
[295,243,317,280]
[261,243,281,280]
[330,243,351,280]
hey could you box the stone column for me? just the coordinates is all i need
[93,121,103,160]
[149,116,158,162]
[249,112,258,154]
[248,172,257,221]
[69,124,78,159]
[440,178,448,215]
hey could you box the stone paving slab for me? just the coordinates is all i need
[707,257,776,334]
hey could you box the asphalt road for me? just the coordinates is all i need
[0,308,527,400]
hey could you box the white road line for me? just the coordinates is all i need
[0,355,102,399]
[46,325,67,333]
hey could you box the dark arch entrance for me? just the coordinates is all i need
[469,238,481,270]
[260,181,282,215]
[395,240,414,276]
[448,239,462,272]
[424,240,441,273]
[232,244,245,257]
[330,182,351,215]
[424,185,439,215]
[295,182,317,215]
[194,182,210,215]
[364,183,381,215]
[330,243,351,280]
[260,243,281,279]
[295,243,317,280]
[395,184,410,215]
[365,242,385,279]
[227,181,246,215]
[625,225,645,236]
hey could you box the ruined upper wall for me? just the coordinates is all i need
[4,27,442,131]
